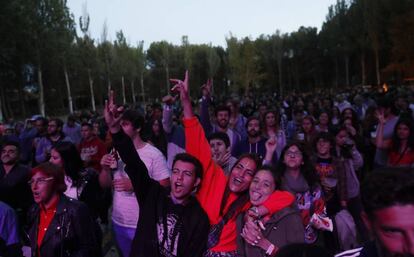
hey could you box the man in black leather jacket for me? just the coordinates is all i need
[26,162,98,257]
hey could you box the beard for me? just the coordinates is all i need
[248,129,260,138]
[1,158,17,165]
[218,120,228,129]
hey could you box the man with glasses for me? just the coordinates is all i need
[0,141,32,225]
[26,162,98,257]
[35,118,72,164]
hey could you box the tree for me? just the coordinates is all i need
[147,41,174,95]
[271,31,286,96]
[98,20,113,93]
[226,35,261,94]
[78,4,98,111]
[364,0,385,85]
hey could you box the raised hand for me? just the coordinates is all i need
[265,136,278,154]
[170,70,190,103]
[215,150,231,167]
[201,78,213,97]
[264,136,277,163]
[375,109,386,125]
[162,94,178,105]
[104,90,124,133]
[170,71,193,118]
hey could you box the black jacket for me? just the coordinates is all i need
[112,131,210,257]
[26,195,98,257]
[0,163,33,220]
[71,168,102,220]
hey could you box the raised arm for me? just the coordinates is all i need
[162,95,177,134]
[171,72,222,183]
[199,79,214,135]
[111,130,154,203]
[35,138,49,163]
[374,109,392,149]
[350,146,364,170]
[104,91,154,203]
[263,136,277,166]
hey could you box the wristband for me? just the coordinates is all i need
[266,244,275,255]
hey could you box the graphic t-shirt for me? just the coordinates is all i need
[156,201,184,257]
[315,157,337,199]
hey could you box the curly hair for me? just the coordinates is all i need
[277,142,319,188]
[361,168,414,219]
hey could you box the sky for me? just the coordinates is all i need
[67,0,337,48]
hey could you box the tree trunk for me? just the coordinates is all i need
[107,79,111,95]
[130,80,136,104]
[287,62,292,90]
[38,64,45,116]
[361,52,366,85]
[16,65,27,117]
[277,57,283,97]
[88,69,96,112]
[335,57,339,89]
[294,61,300,89]
[165,65,170,93]
[140,72,146,103]
[374,47,380,86]
[0,84,4,121]
[121,76,126,105]
[64,65,73,113]
[345,55,350,86]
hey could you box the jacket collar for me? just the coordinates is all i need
[40,195,71,246]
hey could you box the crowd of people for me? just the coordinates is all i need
[0,72,413,257]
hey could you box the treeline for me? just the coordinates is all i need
[0,0,413,119]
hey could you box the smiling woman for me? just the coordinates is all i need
[172,71,295,257]
[237,166,304,257]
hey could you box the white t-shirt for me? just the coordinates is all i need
[112,143,170,228]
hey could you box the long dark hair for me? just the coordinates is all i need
[332,126,353,159]
[391,118,414,153]
[52,141,83,186]
[220,153,262,218]
[277,142,319,188]
[263,110,280,130]
[149,119,168,157]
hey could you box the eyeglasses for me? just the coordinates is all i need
[28,177,54,186]
[286,151,302,157]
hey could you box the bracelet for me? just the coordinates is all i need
[266,244,275,255]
